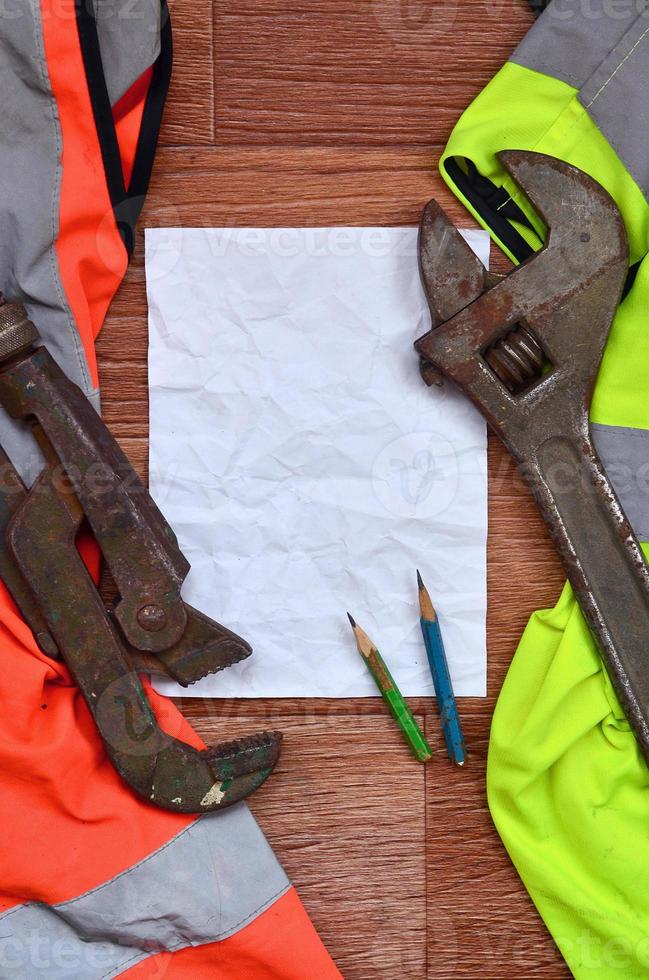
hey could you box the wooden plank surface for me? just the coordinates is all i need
[98,1,572,975]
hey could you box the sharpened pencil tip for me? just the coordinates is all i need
[347,612,356,629]
[416,571,436,621]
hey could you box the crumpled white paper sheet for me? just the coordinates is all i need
[146,226,489,698]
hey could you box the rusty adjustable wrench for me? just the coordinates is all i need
[414,151,649,760]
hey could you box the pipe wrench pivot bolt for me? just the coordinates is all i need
[0,295,281,812]
[415,150,649,761]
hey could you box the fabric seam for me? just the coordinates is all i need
[0,812,289,917]
[0,816,204,919]
[592,421,649,442]
[584,25,649,108]
[509,55,583,88]
[502,86,649,215]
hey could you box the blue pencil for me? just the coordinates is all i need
[417,570,466,766]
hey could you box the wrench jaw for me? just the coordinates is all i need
[417,200,489,388]
[418,199,488,327]
[415,151,630,448]
[498,150,629,273]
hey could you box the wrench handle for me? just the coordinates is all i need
[529,432,649,757]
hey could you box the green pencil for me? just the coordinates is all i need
[347,613,433,763]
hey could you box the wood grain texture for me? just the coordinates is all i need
[212,0,534,145]
[183,707,429,977]
[162,0,215,144]
[98,1,571,975]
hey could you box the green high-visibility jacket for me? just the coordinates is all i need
[441,3,649,976]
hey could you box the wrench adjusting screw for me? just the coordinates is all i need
[483,323,546,393]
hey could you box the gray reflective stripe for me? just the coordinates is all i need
[511,0,648,90]
[0,804,290,979]
[95,0,163,105]
[593,423,649,542]
[0,2,95,482]
[511,0,649,198]
[580,16,649,198]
